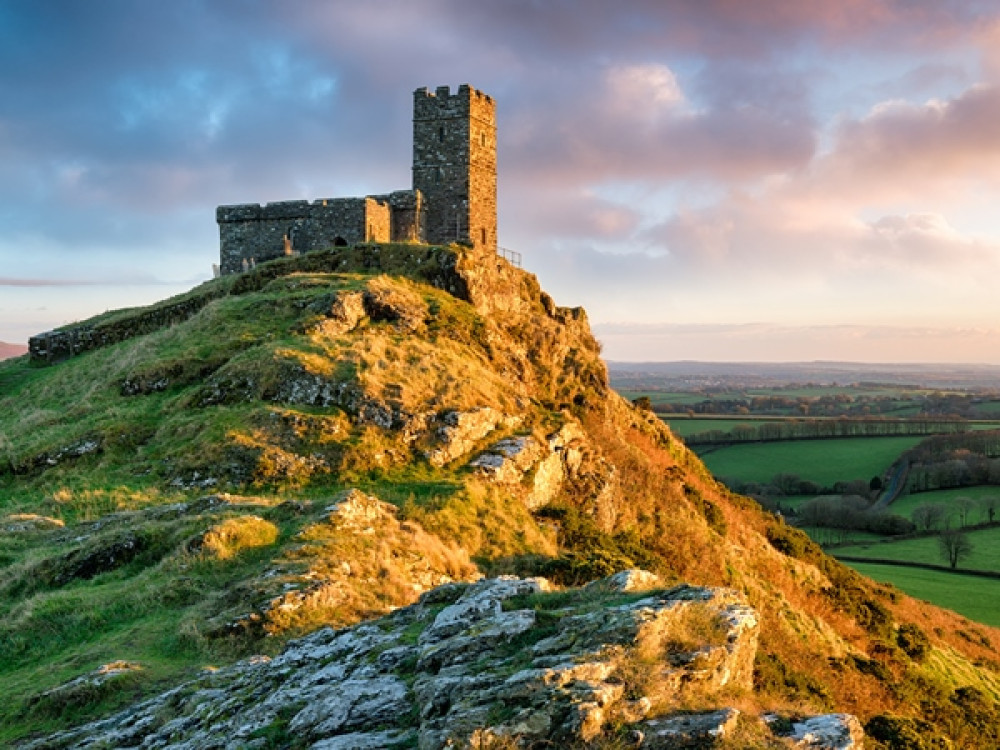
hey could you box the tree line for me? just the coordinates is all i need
[901,430,1000,494]
[682,417,969,446]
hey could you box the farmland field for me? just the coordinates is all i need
[836,526,1000,571]
[888,487,1000,523]
[663,417,787,438]
[846,561,1000,628]
[695,436,923,486]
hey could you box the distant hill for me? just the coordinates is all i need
[609,359,1000,390]
[3,245,1000,747]
[0,341,27,360]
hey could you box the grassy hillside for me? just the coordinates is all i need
[3,246,1000,747]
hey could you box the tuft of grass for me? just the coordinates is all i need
[195,516,280,560]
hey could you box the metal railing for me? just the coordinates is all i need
[498,246,522,268]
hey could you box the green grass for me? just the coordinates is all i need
[0,505,298,744]
[662,417,787,438]
[694,436,923,486]
[889,487,1000,524]
[836,526,1000,571]
[614,390,706,406]
[847,561,1000,628]
[802,528,885,546]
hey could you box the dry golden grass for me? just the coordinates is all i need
[263,491,479,634]
[198,515,279,560]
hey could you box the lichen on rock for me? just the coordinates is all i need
[19,572,862,750]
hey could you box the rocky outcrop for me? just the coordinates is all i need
[25,661,145,719]
[309,290,366,336]
[425,407,515,467]
[470,420,587,509]
[636,708,741,748]
[1,514,65,532]
[21,572,861,749]
[789,714,865,749]
[249,490,479,635]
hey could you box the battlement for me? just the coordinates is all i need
[413,84,495,125]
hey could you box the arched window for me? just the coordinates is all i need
[333,236,347,247]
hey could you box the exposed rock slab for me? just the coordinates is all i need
[637,708,741,747]
[791,713,866,749]
[19,574,861,750]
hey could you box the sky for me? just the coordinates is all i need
[2,0,1000,364]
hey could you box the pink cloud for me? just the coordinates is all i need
[823,83,1000,194]
[504,63,816,186]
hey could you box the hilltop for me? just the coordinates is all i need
[3,244,1000,747]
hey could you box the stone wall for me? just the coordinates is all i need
[29,289,227,364]
[217,197,412,275]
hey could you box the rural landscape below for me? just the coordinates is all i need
[613,360,1000,627]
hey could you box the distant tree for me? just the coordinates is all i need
[913,503,949,532]
[869,475,884,493]
[772,473,803,496]
[939,529,973,569]
[981,495,1000,524]
[954,496,976,528]
[632,396,652,412]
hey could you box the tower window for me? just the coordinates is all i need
[481,228,486,245]
[480,132,486,147]
[438,126,445,142]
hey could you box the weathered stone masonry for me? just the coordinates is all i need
[217,84,497,275]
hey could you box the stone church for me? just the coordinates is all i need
[216,84,497,275]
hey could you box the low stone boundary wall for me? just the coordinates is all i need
[29,290,227,365]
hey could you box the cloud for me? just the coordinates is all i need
[815,83,1000,198]
[503,62,816,187]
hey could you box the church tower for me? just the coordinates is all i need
[412,85,497,252]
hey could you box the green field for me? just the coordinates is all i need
[663,417,788,438]
[695,436,923,486]
[615,390,707,406]
[888,487,1000,524]
[846,561,1000,628]
[837,526,1000,571]
[801,527,884,546]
